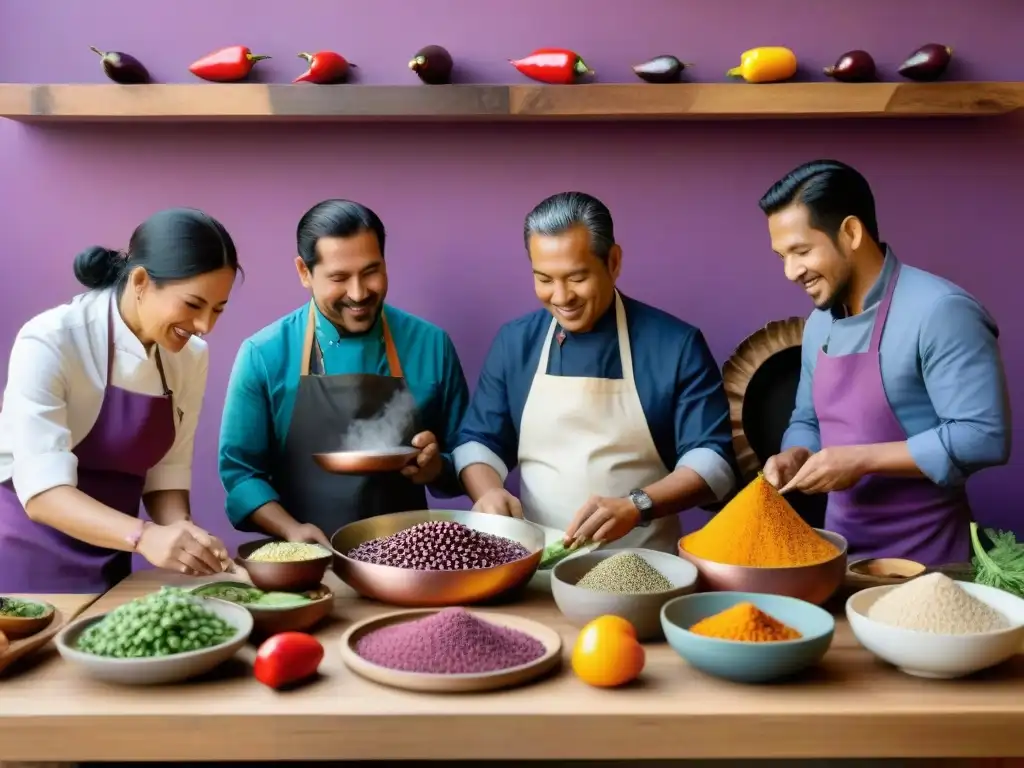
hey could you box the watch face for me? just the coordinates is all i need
[631,490,652,511]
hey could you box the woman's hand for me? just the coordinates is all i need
[137,520,226,576]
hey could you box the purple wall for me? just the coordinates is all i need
[2,0,1022,550]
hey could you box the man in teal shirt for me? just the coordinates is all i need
[219,200,470,546]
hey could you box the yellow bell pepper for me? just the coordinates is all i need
[726,47,798,84]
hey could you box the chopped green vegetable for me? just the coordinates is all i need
[538,538,603,571]
[0,596,48,618]
[970,522,1024,598]
[190,582,313,608]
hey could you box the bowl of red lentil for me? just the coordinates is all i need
[330,510,545,607]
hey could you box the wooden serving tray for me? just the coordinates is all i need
[0,606,66,676]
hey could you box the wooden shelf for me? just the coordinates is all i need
[1,82,1022,123]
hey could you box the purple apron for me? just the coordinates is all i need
[0,298,176,593]
[813,262,972,566]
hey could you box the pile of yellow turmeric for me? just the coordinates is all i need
[689,602,802,643]
[680,474,839,568]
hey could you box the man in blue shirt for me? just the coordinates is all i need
[219,200,470,546]
[760,160,1011,565]
[455,192,737,553]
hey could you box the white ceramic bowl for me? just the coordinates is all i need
[846,581,1024,679]
[57,597,253,685]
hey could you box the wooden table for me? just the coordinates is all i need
[1,570,1023,763]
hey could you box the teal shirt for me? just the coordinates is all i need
[218,302,471,528]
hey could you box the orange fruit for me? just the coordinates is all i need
[571,615,645,688]
[582,615,638,640]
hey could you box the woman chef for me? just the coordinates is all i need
[0,208,241,593]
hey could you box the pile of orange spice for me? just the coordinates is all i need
[689,602,801,643]
[680,474,839,567]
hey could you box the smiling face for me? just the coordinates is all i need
[767,202,861,311]
[529,225,621,333]
[132,265,237,352]
[296,230,387,334]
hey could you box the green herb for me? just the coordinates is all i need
[970,522,1024,598]
[190,582,313,608]
[0,597,48,618]
[538,538,603,571]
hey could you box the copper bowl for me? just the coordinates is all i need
[330,509,545,607]
[313,447,419,474]
[237,538,333,592]
[677,529,848,606]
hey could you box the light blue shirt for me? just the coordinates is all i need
[219,302,470,528]
[783,249,1011,487]
[453,294,738,502]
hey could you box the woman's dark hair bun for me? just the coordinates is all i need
[73,246,123,290]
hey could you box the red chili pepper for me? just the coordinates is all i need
[509,48,593,85]
[293,51,355,84]
[254,632,324,690]
[189,45,270,83]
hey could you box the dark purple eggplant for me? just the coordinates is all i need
[632,55,692,83]
[90,46,150,84]
[823,50,876,83]
[409,45,453,85]
[898,44,953,82]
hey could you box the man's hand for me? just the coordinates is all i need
[284,522,332,549]
[565,495,640,546]
[779,445,870,495]
[763,446,812,489]
[401,431,443,484]
[472,488,523,518]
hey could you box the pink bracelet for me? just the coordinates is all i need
[126,520,149,551]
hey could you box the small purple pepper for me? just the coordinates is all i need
[90,46,150,84]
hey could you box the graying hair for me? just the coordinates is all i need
[523,191,615,263]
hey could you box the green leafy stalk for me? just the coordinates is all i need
[970,522,1024,598]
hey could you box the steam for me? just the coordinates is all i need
[340,389,417,452]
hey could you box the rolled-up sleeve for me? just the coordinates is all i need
[453,330,518,483]
[143,342,208,494]
[428,333,472,498]
[4,327,79,505]
[906,294,1011,487]
[780,321,822,454]
[673,330,738,501]
[218,341,281,527]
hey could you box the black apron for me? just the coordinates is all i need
[275,303,426,538]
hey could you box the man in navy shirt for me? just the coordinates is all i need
[761,160,1011,565]
[454,192,737,552]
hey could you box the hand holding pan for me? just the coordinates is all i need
[401,431,443,484]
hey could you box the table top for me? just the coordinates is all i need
[1,569,1023,762]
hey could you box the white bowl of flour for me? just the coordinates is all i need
[846,572,1024,679]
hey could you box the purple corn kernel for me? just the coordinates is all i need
[346,521,531,570]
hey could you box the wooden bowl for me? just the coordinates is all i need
[0,596,55,639]
[189,581,335,635]
[340,608,562,693]
[848,557,926,587]
[237,538,333,592]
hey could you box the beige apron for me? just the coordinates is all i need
[518,291,680,553]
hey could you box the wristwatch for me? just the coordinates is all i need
[628,488,656,526]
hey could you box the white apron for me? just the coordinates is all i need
[518,291,680,553]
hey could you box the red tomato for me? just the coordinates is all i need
[253,632,324,690]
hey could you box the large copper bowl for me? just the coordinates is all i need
[331,510,545,607]
[677,529,848,606]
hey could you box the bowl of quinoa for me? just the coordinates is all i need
[330,510,545,607]
[237,539,334,592]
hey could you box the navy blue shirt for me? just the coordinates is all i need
[453,294,738,501]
